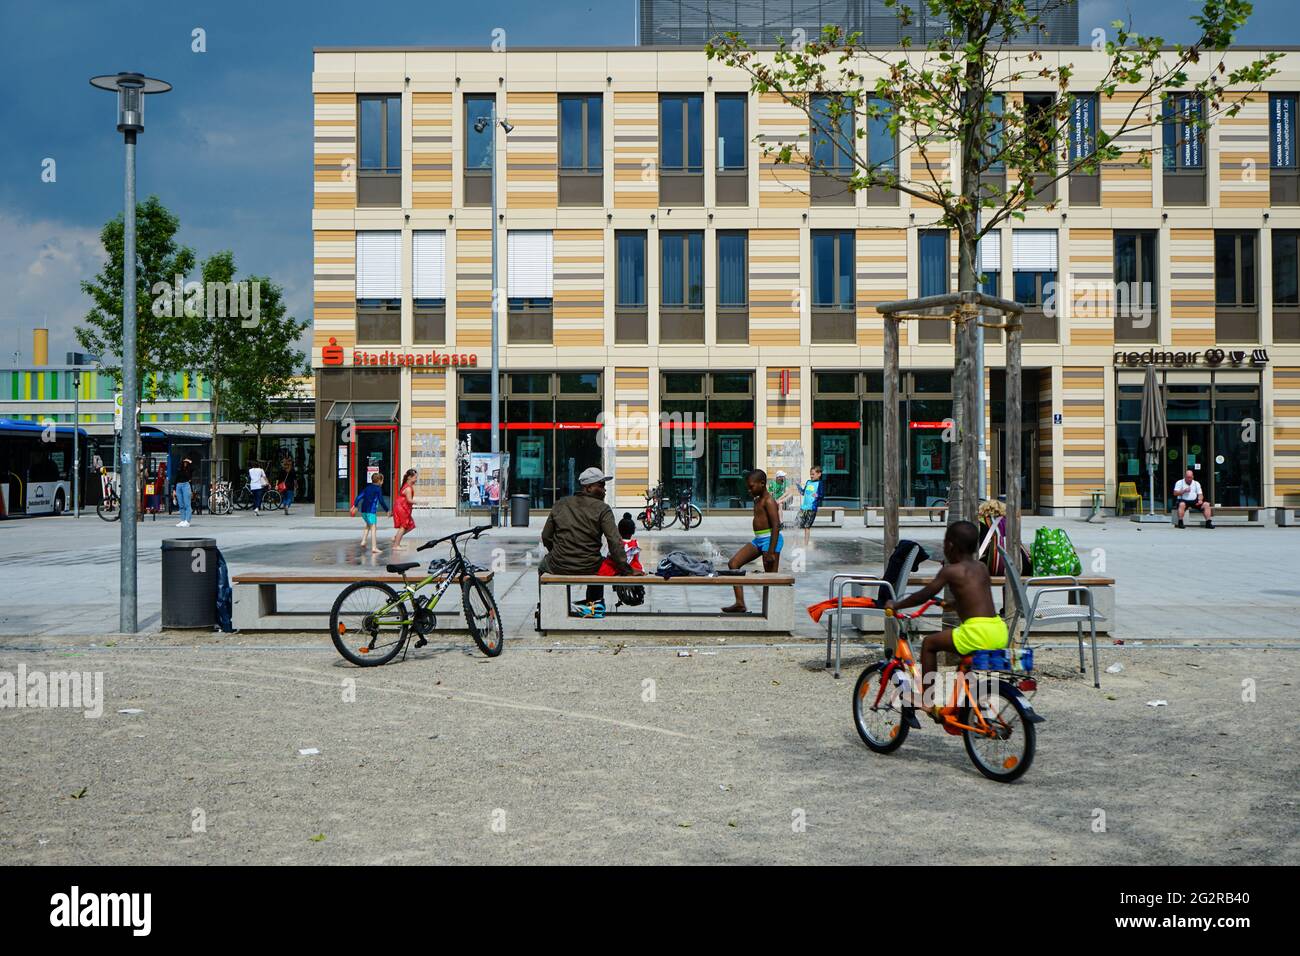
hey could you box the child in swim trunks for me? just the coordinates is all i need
[884,520,1008,723]
[722,469,782,614]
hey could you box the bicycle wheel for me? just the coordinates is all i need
[640,507,656,532]
[215,492,233,516]
[852,661,910,754]
[961,680,1036,783]
[330,581,410,666]
[262,489,282,511]
[660,503,678,529]
[682,503,703,530]
[462,576,504,657]
[96,495,121,522]
[233,487,251,510]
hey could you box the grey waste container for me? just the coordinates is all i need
[510,494,531,528]
[161,538,218,628]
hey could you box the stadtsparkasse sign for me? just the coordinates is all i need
[321,336,478,368]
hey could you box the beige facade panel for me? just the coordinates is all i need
[315,93,356,210]
[613,92,657,209]
[748,228,800,347]
[1276,368,1300,502]
[554,229,604,347]
[1100,91,1154,208]
[1068,227,1114,347]
[313,230,356,356]
[856,228,908,347]
[456,229,492,348]
[757,93,809,209]
[506,92,558,209]
[412,92,453,209]
[1218,92,1270,209]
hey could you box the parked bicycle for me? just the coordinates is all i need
[96,469,121,522]
[234,478,281,511]
[640,484,702,531]
[208,479,233,516]
[852,599,1044,782]
[329,525,502,666]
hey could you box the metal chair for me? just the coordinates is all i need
[824,543,922,679]
[998,545,1101,687]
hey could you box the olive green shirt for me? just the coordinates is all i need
[541,493,630,574]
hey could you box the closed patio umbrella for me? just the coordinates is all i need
[1138,365,1167,518]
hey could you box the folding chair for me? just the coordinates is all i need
[824,543,922,679]
[999,544,1101,687]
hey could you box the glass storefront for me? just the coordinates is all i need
[1116,371,1262,508]
[659,371,754,508]
[229,435,315,504]
[457,371,603,508]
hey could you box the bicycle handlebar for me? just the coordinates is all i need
[885,599,940,620]
[418,524,492,551]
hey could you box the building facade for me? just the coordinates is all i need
[311,45,1300,516]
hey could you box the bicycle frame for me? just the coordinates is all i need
[371,532,481,625]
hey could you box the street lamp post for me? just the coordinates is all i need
[90,71,171,633]
[474,107,513,525]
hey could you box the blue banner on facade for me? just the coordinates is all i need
[1180,94,1203,169]
[1070,93,1095,162]
[1272,93,1296,168]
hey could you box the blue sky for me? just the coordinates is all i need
[0,0,1292,364]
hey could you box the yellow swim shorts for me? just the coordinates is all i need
[952,616,1009,655]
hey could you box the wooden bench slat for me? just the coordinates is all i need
[540,573,795,585]
[908,575,1115,586]
[233,572,493,585]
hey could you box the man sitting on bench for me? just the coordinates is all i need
[1173,469,1214,529]
[540,467,633,620]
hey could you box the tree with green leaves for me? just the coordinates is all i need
[708,0,1280,523]
[77,195,196,400]
[219,277,309,463]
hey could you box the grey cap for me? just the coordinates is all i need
[578,466,612,486]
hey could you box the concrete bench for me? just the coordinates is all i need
[1200,506,1268,526]
[537,572,794,634]
[232,571,493,632]
[811,508,845,528]
[862,505,948,527]
[1278,507,1299,527]
[854,574,1116,635]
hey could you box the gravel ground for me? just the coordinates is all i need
[1,633,1296,865]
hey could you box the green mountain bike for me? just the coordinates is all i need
[329,525,502,666]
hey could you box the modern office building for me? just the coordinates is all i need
[311,44,1299,516]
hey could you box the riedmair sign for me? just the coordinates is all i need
[1113,348,1269,368]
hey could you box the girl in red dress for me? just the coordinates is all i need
[392,469,417,549]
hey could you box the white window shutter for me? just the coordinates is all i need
[356,231,402,297]
[412,231,446,298]
[507,230,554,297]
[977,231,1001,272]
[1012,229,1057,271]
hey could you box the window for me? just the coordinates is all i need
[358,95,401,206]
[559,94,602,205]
[615,231,648,344]
[1068,93,1100,205]
[977,231,1001,299]
[811,94,854,205]
[1163,92,1206,205]
[413,231,446,344]
[1113,230,1158,343]
[660,94,704,204]
[1270,93,1298,204]
[863,96,898,205]
[464,95,495,206]
[507,230,554,344]
[980,93,1006,202]
[1012,229,1058,342]
[918,230,950,343]
[1023,93,1057,202]
[660,231,704,343]
[659,371,755,509]
[716,93,748,204]
[356,232,401,343]
[1215,230,1258,342]
[1274,230,1300,342]
[811,230,854,342]
[717,231,748,344]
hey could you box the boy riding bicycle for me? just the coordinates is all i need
[884,520,1008,724]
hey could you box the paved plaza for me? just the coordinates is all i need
[1,511,1297,864]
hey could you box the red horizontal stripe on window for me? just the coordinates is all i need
[658,421,755,430]
[812,421,861,429]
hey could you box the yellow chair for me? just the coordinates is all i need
[1116,481,1142,516]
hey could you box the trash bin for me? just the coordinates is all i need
[161,538,218,628]
[510,494,531,528]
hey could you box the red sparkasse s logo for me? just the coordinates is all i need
[322,336,344,366]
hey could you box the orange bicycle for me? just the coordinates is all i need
[851,600,1044,782]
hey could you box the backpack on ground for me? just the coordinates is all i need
[1030,527,1082,577]
[979,516,1032,577]
[613,584,646,607]
[655,551,714,579]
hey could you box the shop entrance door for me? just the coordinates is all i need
[990,426,1039,513]
[351,425,397,509]
[1163,423,1212,510]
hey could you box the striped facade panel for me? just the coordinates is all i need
[456,230,492,348]
[313,230,356,357]
[1100,91,1154,208]
[554,229,604,347]
[749,229,801,347]
[1218,92,1270,209]
[910,129,951,209]
[411,367,450,503]
[506,92,558,209]
[1061,367,1105,503]
[412,93,453,209]
[613,367,651,500]
[764,367,801,447]
[856,229,908,347]
[1068,228,1114,346]
[1275,368,1300,503]
[1168,228,1215,347]
[757,93,810,208]
[314,93,356,210]
[1038,371,1054,507]
[613,93,657,209]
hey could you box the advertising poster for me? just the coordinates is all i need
[468,452,509,506]
[517,438,545,479]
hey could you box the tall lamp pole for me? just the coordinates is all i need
[90,71,171,634]
[474,107,512,525]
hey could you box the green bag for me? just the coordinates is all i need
[1031,527,1082,577]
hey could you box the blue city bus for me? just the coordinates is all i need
[0,419,89,517]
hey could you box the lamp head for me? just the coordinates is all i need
[89,72,171,134]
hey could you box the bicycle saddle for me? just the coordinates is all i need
[386,561,420,574]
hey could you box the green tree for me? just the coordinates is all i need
[220,277,309,462]
[708,0,1280,521]
[76,195,196,400]
[184,250,242,460]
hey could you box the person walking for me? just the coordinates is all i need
[280,456,298,515]
[248,459,269,515]
[392,468,417,549]
[351,472,389,554]
[174,456,194,527]
[796,465,825,547]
